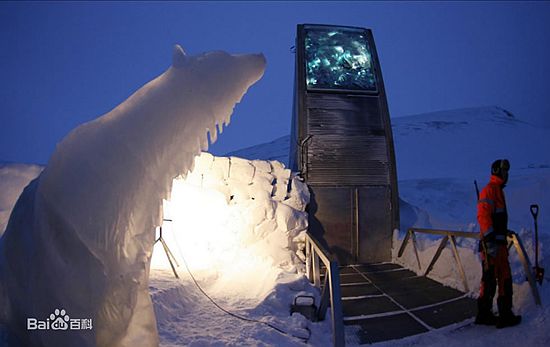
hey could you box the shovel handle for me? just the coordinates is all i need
[530,204,539,219]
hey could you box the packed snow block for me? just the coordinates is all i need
[193,152,214,173]
[208,156,230,182]
[269,162,291,202]
[283,174,310,212]
[182,171,203,188]
[241,199,269,229]
[229,156,255,184]
[248,186,273,202]
[249,175,275,200]
[227,179,251,203]
[254,219,279,239]
[275,202,307,236]
[263,232,291,265]
[273,180,289,202]
[0,45,265,347]
[270,160,287,175]
[252,169,275,184]
[252,159,272,174]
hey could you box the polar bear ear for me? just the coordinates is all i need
[172,44,188,68]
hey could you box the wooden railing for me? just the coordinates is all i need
[304,232,345,347]
[398,228,541,305]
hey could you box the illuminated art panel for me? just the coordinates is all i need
[305,27,377,91]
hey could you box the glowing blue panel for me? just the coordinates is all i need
[305,27,376,91]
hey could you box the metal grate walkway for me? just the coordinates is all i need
[323,263,476,344]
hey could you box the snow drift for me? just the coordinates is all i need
[0,45,265,347]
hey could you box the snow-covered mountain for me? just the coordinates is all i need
[227,135,290,165]
[392,106,549,180]
[228,106,550,180]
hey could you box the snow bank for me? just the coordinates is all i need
[152,153,310,300]
[0,45,265,347]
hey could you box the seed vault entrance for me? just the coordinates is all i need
[290,24,399,264]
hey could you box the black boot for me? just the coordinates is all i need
[475,297,498,325]
[496,297,521,329]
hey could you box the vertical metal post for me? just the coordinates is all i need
[305,237,312,281]
[318,274,330,321]
[354,188,359,262]
[410,230,422,271]
[328,261,345,347]
[313,251,321,288]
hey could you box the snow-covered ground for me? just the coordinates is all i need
[1,106,549,346]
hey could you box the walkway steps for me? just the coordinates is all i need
[321,263,476,344]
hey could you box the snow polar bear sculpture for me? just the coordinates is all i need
[0,45,265,347]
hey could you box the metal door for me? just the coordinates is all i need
[357,186,392,263]
[308,186,354,264]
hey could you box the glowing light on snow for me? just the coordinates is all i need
[165,181,234,271]
[151,153,311,300]
[153,174,279,299]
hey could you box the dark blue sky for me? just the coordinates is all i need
[1,1,549,165]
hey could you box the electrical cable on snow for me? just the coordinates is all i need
[179,251,311,344]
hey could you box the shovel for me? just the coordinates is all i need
[530,204,545,285]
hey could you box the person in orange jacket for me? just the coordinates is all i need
[475,159,521,328]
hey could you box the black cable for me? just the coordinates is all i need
[179,252,311,344]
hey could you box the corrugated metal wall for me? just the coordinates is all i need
[305,94,389,186]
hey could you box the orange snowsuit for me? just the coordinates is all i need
[477,175,512,307]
